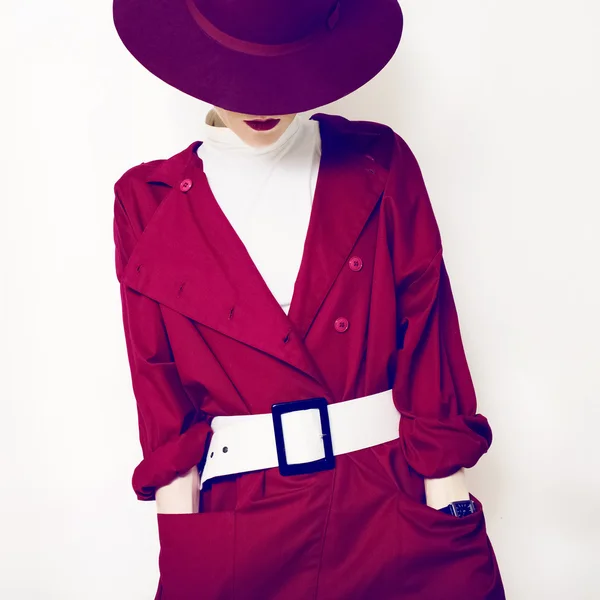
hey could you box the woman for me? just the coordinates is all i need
[112,1,505,598]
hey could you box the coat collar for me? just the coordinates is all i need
[122,112,390,394]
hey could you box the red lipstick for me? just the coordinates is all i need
[244,118,280,131]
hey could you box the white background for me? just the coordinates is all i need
[1,1,599,598]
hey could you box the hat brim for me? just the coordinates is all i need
[113,0,403,115]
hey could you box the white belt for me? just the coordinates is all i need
[199,388,399,490]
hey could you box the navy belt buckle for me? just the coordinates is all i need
[271,397,336,476]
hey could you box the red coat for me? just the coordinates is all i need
[113,113,505,599]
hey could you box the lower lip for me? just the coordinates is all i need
[244,118,280,131]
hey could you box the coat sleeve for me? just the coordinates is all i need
[113,180,212,501]
[388,134,493,479]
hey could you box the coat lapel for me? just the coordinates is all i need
[287,114,388,338]
[120,113,389,390]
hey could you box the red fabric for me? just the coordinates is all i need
[113,112,504,599]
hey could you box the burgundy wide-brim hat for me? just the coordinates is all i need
[113,0,403,115]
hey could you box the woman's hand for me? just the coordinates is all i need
[155,466,200,514]
[424,468,470,509]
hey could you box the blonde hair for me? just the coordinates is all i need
[205,107,226,127]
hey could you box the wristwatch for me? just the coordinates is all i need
[438,499,477,518]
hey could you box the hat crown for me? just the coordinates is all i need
[113,0,403,115]
[191,0,338,44]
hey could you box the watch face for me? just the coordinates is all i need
[451,500,476,518]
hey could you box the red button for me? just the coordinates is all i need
[179,178,193,192]
[334,317,349,333]
[348,256,363,271]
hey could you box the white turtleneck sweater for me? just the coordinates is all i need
[196,112,322,315]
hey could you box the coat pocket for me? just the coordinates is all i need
[157,511,235,600]
[396,493,505,600]
[398,490,486,532]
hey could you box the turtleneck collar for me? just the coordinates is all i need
[199,112,303,157]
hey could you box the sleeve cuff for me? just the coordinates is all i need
[399,412,492,478]
[131,420,213,501]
